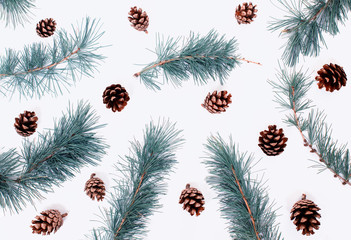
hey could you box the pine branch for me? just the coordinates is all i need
[0,17,105,99]
[134,30,261,90]
[269,66,351,186]
[0,101,107,213]
[269,0,351,66]
[204,135,282,240]
[88,120,184,240]
[0,0,34,27]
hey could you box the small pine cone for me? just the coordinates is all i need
[84,173,106,201]
[258,125,288,156]
[201,90,232,114]
[315,63,347,92]
[235,2,258,24]
[128,6,149,33]
[179,184,205,216]
[14,111,38,137]
[102,84,130,112]
[291,194,321,236]
[36,18,57,38]
[31,209,68,235]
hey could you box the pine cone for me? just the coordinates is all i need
[291,194,321,236]
[36,18,57,38]
[179,184,205,216]
[31,209,68,235]
[235,2,258,24]
[201,90,232,114]
[258,125,288,156]
[14,111,38,137]
[315,63,347,92]
[102,84,130,112]
[84,173,106,201]
[128,6,149,33]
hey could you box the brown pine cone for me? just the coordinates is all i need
[179,184,205,216]
[258,125,288,156]
[84,173,106,201]
[291,194,321,236]
[201,90,232,114]
[315,63,347,92]
[128,6,149,33]
[102,84,130,112]
[36,18,57,38]
[14,111,38,137]
[235,2,258,24]
[31,209,68,235]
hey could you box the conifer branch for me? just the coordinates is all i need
[89,120,184,240]
[269,0,351,66]
[0,101,107,213]
[0,17,105,99]
[134,31,261,90]
[270,66,351,186]
[0,0,34,27]
[204,135,282,240]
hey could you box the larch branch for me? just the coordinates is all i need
[291,86,350,186]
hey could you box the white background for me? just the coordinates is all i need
[0,0,351,239]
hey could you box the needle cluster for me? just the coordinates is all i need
[270,66,351,186]
[0,101,107,213]
[269,0,351,66]
[89,120,184,240]
[0,17,105,99]
[204,135,282,240]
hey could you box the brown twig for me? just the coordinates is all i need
[114,172,146,238]
[291,86,350,186]
[231,166,261,240]
[133,55,262,77]
[0,48,81,77]
[15,151,57,183]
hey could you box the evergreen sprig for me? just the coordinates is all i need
[134,30,261,90]
[89,120,184,240]
[269,0,351,66]
[0,101,107,214]
[0,0,34,27]
[204,135,282,240]
[269,66,351,186]
[0,17,105,99]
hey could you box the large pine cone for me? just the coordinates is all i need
[31,209,68,235]
[36,18,57,38]
[14,111,38,137]
[258,125,288,156]
[315,63,347,92]
[102,84,130,112]
[201,90,232,114]
[128,6,149,33]
[291,194,321,236]
[235,2,258,24]
[84,173,106,201]
[179,184,205,216]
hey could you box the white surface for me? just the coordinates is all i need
[0,0,351,239]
